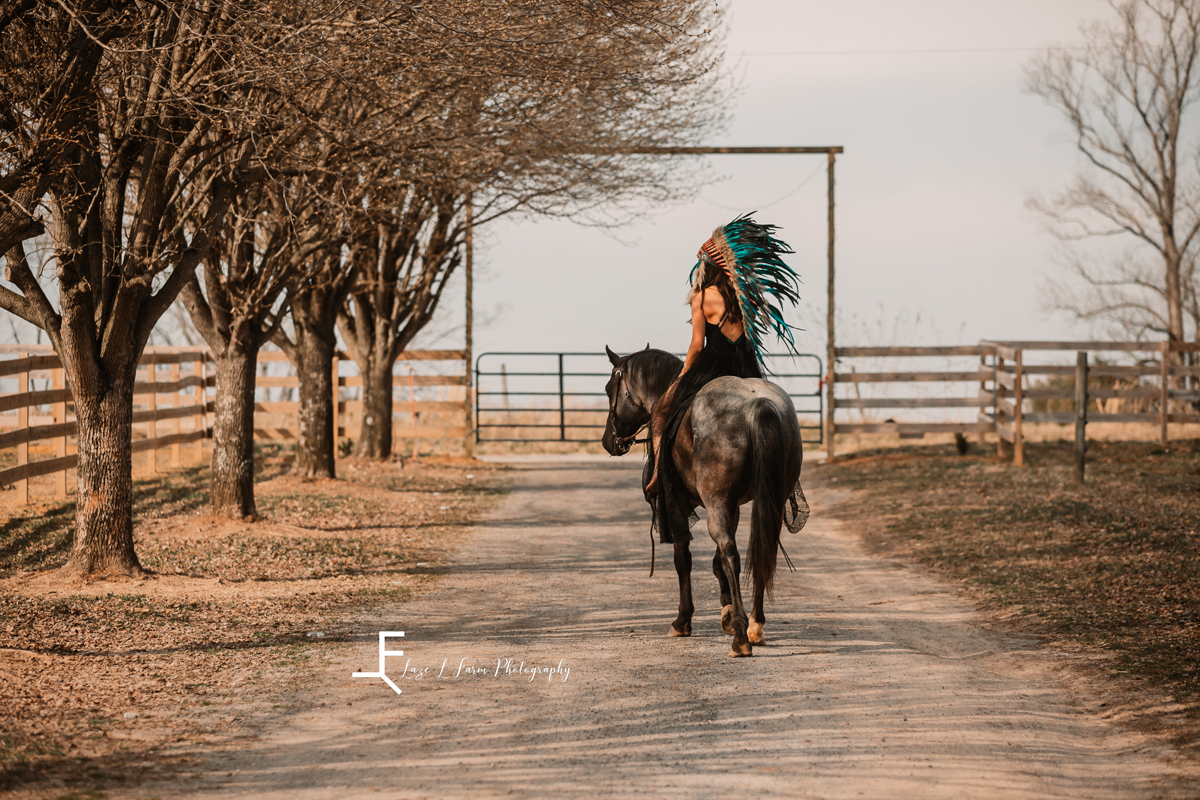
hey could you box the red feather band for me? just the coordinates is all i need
[698,237,731,278]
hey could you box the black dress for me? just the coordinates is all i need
[651,320,762,544]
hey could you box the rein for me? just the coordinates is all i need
[608,362,654,576]
[609,367,657,578]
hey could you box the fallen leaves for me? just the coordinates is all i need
[0,454,505,796]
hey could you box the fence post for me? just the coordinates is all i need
[53,366,66,499]
[825,150,837,464]
[407,363,419,460]
[979,352,989,446]
[171,361,181,467]
[996,355,1008,459]
[558,353,565,442]
[463,195,475,459]
[826,357,836,461]
[1160,340,1170,445]
[146,361,158,475]
[1013,349,1024,467]
[1075,351,1088,484]
[194,357,205,463]
[16,352,27,505]
[331,353,340,456]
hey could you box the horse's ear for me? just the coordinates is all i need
[605,345,621,366]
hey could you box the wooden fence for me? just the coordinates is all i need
[6,338,1193,498]
[986,340,1200,466]
[0,346,467,505]
[0,346,212,505]
[249,349,467,444]
[831,345,995,442]
[829,340,1200,462]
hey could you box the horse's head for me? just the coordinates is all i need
[601,344,683,456]
[602,346,648,456]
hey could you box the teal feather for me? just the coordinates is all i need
[691,212,802,370]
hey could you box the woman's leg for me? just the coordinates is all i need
[644,380,681,494]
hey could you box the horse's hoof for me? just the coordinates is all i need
[728,640,753,657]
[720,605,736,636]
[668,623,691,637]
[748,619,765,645]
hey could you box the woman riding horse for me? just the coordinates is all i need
[644,214,801,543]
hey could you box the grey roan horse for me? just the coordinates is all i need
[601,345,809,657]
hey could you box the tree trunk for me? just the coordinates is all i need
[211,342,259,517]
[61,377,142,579]
[294,324,337,478]
[1166,251,1185,344]
[357,352,396,459]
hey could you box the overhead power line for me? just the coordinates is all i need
[740,46,1086,57]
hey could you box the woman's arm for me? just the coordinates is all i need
[681,291,706,374]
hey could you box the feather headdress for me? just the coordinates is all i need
[690,213,802,367]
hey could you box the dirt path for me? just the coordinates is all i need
[141,456,1200,799]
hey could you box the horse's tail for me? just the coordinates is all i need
[748,397,787,601]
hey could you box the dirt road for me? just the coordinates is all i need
[146,456,1200,799]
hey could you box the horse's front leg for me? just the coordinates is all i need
[708,501,751,657]
[669,537,694,637]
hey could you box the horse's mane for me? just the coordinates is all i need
[626,348,683,398]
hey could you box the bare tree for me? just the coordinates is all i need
[177,0,485,498]
[1028,0,1200,346]
[0,1,350,577]
[180,60,376,514]
[273,238,357,479]
[265,90,384,480]
[333,0,729,462]
[2,0,729,549]
[339,179,465,459]
[0,2,254,578]
[180,184,309,518]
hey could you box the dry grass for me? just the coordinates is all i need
[814,438,1200,745]
[0,446,507,797]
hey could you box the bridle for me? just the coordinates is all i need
[607,365,647,456]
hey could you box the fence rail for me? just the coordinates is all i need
[829,339,1200,462]
[473,351,825,445]
[7,338,1196,503]
[0,347,213,504]
[0,346,467,505]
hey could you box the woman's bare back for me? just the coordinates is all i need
[701,286,745,341]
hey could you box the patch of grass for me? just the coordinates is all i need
[821,439,1200,707]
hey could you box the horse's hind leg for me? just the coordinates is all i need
[711,507,737,636]
[714,550,735,635]
[669,537,694,637]
[707,501,751,657]
[748,584,766,645]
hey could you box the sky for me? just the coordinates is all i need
[435,0,1116,365]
